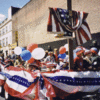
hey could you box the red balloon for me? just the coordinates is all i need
[27,43,38,52]
[59,46,66,54]
[28,57,34,63]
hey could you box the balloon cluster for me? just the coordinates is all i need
[58,45,68,59]
[14,43,45,63]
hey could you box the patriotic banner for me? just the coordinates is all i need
[47,7,92,45]
[40,70,100,99]
[0,66,38,100]
[1,66,100,99]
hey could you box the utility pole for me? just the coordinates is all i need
[67,0,73,70]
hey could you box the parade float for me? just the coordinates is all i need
[0,1,100,100]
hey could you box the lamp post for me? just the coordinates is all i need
[67,0,73,70]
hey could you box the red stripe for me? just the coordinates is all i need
[34,81,39,100]
[6,66,36,78]
[79,27,90,41]
[77,30,83,45]
[75,31,81,45]
[42,75,71,99]
[4,83,21,98]
[51,8,60,32]
[21,79,38,97]
[74,31,78,45]
[83,21,92,39]
[83,12,88,21]
[47,8,52,32]
[0,80,5,86]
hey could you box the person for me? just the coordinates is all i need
[47,45,53,52]
[27,62,40,72]
[10,50,16,62]
[44,50,49,58]
[83,49,92,70]
[73,48,84,71]
[56,57,69,70]
[44,51,55,63]
[1,53,4,62]
[53,48,58,63]
[4,58,14,68]
[0,57,4,71]
[90,40,100,52]
[90,47,100,71]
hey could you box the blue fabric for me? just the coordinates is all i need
[45,76,100,86]
[0,72,38,87]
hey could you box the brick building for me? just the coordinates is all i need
[12,0,100,50]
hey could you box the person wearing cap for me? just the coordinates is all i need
[0,57,3,64]
[56,56,69,70]
[73,48,84,71]
[44,51,55,63]
[90,47,100,70]
[83,49,92,70]
[53,48,58,63]
[28,62,40,72]
[4,58,14,68]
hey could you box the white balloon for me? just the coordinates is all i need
[64,44,68,51]
[14,47,22,55]
[32,48,45,60]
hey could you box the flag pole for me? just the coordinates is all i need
[67,0,73,70]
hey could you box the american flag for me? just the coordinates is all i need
[47,7,92,45]
[47,8,72,36]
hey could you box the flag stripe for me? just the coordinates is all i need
[77,30,83,45]
[47,9,52,31]
[79,27,90,41]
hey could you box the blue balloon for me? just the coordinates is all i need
[20,50,31,61]
[21,47,26,51]
[58,53,66,59]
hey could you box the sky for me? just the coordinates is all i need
[0,0,30,23]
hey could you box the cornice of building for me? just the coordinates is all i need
[0,19,12,29]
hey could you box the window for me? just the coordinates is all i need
[2,29,4,35]
[6,37,8,46]
[0,40,1,46]
[9,23,12,31]
[6,26,8,33]
[2,39,5,47]
[3,28,5,34]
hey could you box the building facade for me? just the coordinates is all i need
[0,6,20,57]
[12,0,100,50]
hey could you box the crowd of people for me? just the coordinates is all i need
[0,40,100,73]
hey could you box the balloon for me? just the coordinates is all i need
[21,47,26,51]
[59,46,66,54]
[14,47,22,55]
[58,53,66,59]
[20,50,31,61]
[32,48,45,60]
[28,57,34,63]
[64,44,68,51]
[27,43,38,52]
